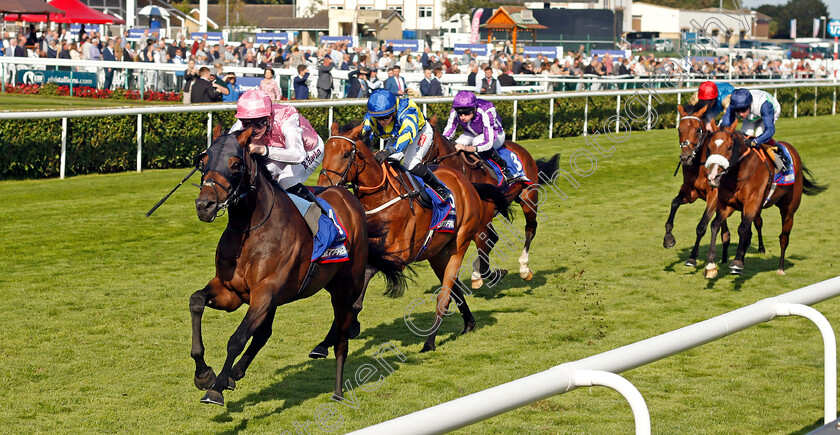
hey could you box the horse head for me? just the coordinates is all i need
[705,122,741,188]
[677,104,709,167]
[195,126,254,222]
[319,122,374,188]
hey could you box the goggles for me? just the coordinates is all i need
[242,117,270,130]
[372,112,394,121]
[455,107,475,116]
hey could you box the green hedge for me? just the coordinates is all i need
[2,86,838,179]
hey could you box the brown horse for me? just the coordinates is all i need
[666,105,766,266]
[424,115,560,288]
[190,127,406,405]
[317,123,511,353]
[703,125,827,278]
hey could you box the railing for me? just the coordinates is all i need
[1,56,837,98]
[1,81,837,179]
[348,276,840,435]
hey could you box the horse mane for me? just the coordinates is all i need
[683,99,713,117]
[339,119,363,134]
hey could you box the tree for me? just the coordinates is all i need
[441,0,502,21]
[757,0,829,38]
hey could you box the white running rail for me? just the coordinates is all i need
[349,276,840,435]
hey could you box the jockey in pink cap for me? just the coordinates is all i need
[232,89,327,212]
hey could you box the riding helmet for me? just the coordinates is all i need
[730,89,753,111]
[367,89,397,117]
[698,81,718,101]
[452,90,478,109]
[236,89,273,119]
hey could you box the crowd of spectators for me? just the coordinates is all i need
[2,23,837,102]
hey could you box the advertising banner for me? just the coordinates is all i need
[17,70,97,87]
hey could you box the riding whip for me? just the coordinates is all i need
[673,161,681,177]
[145,167,199,217]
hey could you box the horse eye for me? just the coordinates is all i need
[231,161,241,171]
[343,152,351,158]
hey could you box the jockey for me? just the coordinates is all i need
[442,91,521,183]
[362,88,452,200]
[720,88,786,172]
[691,81,734,132]
[232,89,328,213]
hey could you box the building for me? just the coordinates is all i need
[328,9,404,41]
[630,2,770,44]
[300,0,444,32]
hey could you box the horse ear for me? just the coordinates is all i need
[677,104,686,118]
[349,124,365,140]
[236,127,252,147]
[330,122,339,136]
[429,114,439,128]
[695,104,708,117]
[212,124,223,140]
[724,119,738,133]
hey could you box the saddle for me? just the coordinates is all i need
[385,161,434,209]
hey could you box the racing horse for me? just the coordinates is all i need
[316,122,511,353]
[424,115,560,288]
[703,124,826,278]
[665,104,766,266]
[190,126,406,405]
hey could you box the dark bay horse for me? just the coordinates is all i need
[666,105,766,266]
[190,127,406,405]
[317,123,510,353]
[703,125,827,278]
[424,115,560,288]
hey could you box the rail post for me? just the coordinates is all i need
[573,370,651,435]
[583,97,588,136]
[137,114,143,172]
[328,106,333,132]
[814,86,818,116]
[60,118,67,179]
[548,98,554,139]
[676,93,681,128]
[794,89,798,119]
[206,112,212,149]
[512,99,518,142]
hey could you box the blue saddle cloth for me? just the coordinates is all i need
[286,193,349,263]
[411,174,456,233]
[485,147,531,187]
[773,144,795,186]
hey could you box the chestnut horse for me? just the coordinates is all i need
[703,126,826,278]
[424,115,560,288]
[665,105,766,266]
[190,127,406,405]
[317,123,511,353]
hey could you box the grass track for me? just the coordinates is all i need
[1,115,839,434]
[0,93,179,110]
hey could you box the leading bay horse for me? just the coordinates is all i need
[703,125,827,278]
[665,105,766,266]
[424,115,560,288]
[317,123,511,353]
[190,127,406,405]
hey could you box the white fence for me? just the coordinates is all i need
[349,276,840,435]
[0,81,837,179]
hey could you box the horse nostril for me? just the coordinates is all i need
[196,198,216,211]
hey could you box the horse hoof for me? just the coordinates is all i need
[349,320,361,340]
[520,269,533,281]
[419,342,435,353]
[471,278,483,290]
[758,247,766,255]
[462,320,476,335]
[194,367,216,390]
[704,263,718,279]
[309,345,329,359]
[663,234,676,249]
[777,269,786,276]
[490,269,508,286]
[200,390,224,406]
[225,378,236,391]
[684,258,697,267]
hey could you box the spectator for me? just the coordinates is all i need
[183,59,199,104]
[347,66,370,99]
[467,63,479,87]
[260,67,281,100]
[498,68,517,87]
[419,67,442,96]
[477,67,499,94]
[293,64,310,100]
[316,55,334,99]
[102,39,116,90]
[222,73,241,102]
[384,65,407,96]
[190,66,225,103]
[89,37,101,61]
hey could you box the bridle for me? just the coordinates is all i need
[678,115,708,166]
[195,136,274,233]
[319,135,366,191]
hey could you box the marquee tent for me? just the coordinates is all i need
[3,0,122,23]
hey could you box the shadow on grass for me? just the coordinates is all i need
[420,264,568,300]
[789,416,824,435]
[220,310,501,417]
[663,243,804,289]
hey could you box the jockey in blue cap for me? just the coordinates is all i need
[362,88,452,200]
[720,88,786,172]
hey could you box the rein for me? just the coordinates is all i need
[677,116,708,173]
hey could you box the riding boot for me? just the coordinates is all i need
[410,164,452,201]
[480,148,516,182]
[286,183,330,215]
[760,142,785,173]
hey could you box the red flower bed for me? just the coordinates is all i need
[3,83,182,101]
[4,84,40,95]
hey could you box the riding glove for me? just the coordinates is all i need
[374,149,394,164]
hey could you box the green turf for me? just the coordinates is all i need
[0,93,180,110]
[1,115,838,434]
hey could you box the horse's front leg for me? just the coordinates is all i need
[201,289,276,406]
[423,248,472,353]
[686,189,718,267]
[230,306,277,382]
[664,192,687,249]
[730,209,758,274]
[705,206,735,279]
[190,279,242,391]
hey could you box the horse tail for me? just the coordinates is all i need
[535,153,561,182]
[801,164,828,196]
[472,183,513,221]
[366,220,409,298]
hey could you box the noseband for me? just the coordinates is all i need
[319,135,363,189]
[678,116,707,165]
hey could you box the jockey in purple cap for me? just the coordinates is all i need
[442,91,523,183]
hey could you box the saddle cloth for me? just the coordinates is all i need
[286,193,349,263]
[772,143,795,186]
[409,173,456,233]
[485,147,532,187]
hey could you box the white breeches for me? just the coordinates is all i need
[386,122,434,170]
[454,130,505,152]
[265,137,325,189]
